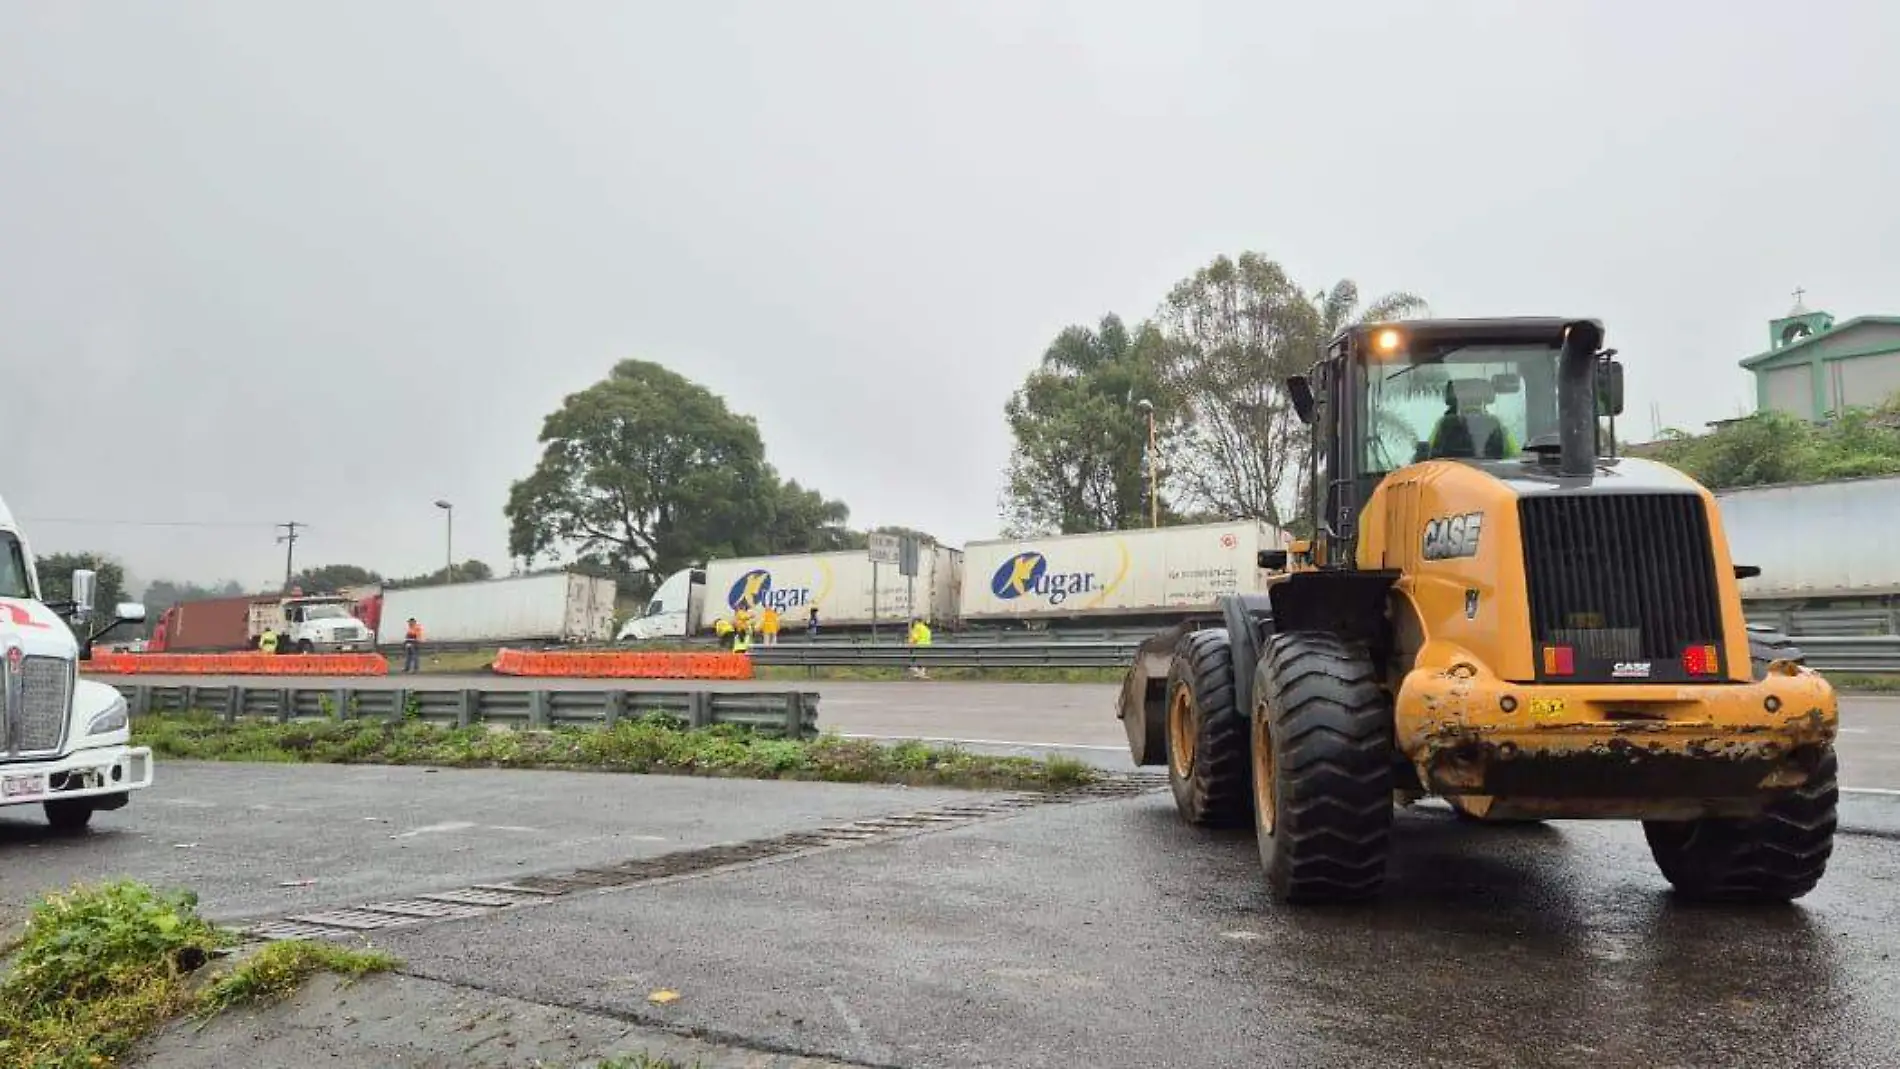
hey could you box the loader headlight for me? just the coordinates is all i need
[88,697,129,736]
[1373,328,1404,355]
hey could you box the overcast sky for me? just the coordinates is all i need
[2,1,1894,593]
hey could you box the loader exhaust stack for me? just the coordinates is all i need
[1557,319,1603,477]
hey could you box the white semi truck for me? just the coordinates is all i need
[0,494,153,831]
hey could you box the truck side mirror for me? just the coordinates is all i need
[1599,358,1625,416]
[70,569,96,621]
[1258,549,1289,570]
[116,602,147,623]
[1286,376,1316,425]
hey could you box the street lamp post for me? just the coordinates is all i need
[1135,399,1158,528]
[433,500,454,584]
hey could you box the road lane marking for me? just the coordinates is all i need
[840,733,1125,752]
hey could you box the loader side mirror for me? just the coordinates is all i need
[1258,550,1289,570]
[1734,564,1762,580]
[1599,358,1625,416]
[1286,376,1316,425]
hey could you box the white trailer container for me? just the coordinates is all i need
[619,545,963,640]
[959,519,1287,623]
[375,572,618,645]
[1716,474,1900,600]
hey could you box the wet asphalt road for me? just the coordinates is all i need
[7,758,1900,1066]
[112,674,1900,789]
[372,789,1900,1069]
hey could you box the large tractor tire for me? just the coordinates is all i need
[1250,631,1394,904]
[1642,748,1838,902]
[1163,628,1252,828]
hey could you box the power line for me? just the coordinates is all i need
[21,518,279,529]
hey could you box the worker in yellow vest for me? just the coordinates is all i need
[714,616,735,650]
[906,617,932,679]
[258,628,280,655]
[734,606,752,639]
[732,625,752,655]
[761,606,782,646]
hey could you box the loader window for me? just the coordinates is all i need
[1362,343,1561,474]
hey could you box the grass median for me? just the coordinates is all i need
[131,713,1100,792]
[0,879,394,1069]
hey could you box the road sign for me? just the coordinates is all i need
[898,535,920,578]
[868,533,901,566]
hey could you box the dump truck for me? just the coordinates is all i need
[1118,317,1838,904]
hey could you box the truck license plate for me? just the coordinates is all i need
[2,773,47,800]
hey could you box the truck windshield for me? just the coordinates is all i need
[300,604,350,620]
[1361,342,1561,475]
[0,533,30,599]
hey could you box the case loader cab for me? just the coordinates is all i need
[1286,317,1623,575]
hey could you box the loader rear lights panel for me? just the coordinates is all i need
[1519,493,1725,679]
[1680,643,1720,676]
[1542,646,1575,676]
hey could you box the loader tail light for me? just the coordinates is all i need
[1681,644,1719,676]
[1542,645,1574,676]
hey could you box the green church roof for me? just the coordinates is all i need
[1740,315,1900,369]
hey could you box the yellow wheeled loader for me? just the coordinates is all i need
[1117,317,1838,904]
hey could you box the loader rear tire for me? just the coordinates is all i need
[1163,628,1252,828]
[1642,748,1838,903]
[1251,631,1394,904]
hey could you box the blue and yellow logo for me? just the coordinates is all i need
[989,551,1099,605]
[727,569,814,612]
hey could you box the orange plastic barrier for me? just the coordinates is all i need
[490,648,755,680]
[83,652,390,676]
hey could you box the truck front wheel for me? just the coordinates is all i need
[44,798,95,834]
[1163,628,1252,828]
[1251,631,1394,904]
[1643,748,1838,902]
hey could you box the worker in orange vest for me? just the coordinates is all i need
[403,617,424,674]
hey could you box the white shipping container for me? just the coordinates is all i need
[959,520,1286,622]
[1716,475,1900,599]
[701,546,961,629]
[375,572,619,645]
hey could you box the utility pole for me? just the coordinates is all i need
[276,521,304,592]
[434,500,455,583]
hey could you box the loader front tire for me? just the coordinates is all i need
[1642,748,1838,903]
[1163,628,1252,828]
[1251,631,1394,904]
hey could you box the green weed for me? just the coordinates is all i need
[132,713,1101,792]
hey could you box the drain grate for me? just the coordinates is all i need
[234,771,1168,942]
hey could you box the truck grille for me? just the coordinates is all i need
[2,655,74,757]
[1518,493,1725,678]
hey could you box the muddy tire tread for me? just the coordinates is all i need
[1257,631,1394,903]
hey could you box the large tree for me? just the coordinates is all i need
[1002,314,1176,536]
[1156,253,1426,527]
[505,360,853,592]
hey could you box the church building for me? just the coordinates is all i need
[1742,292,1900,422]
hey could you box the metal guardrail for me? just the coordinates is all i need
[752,633,1900,675]
[115,683,820,738]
